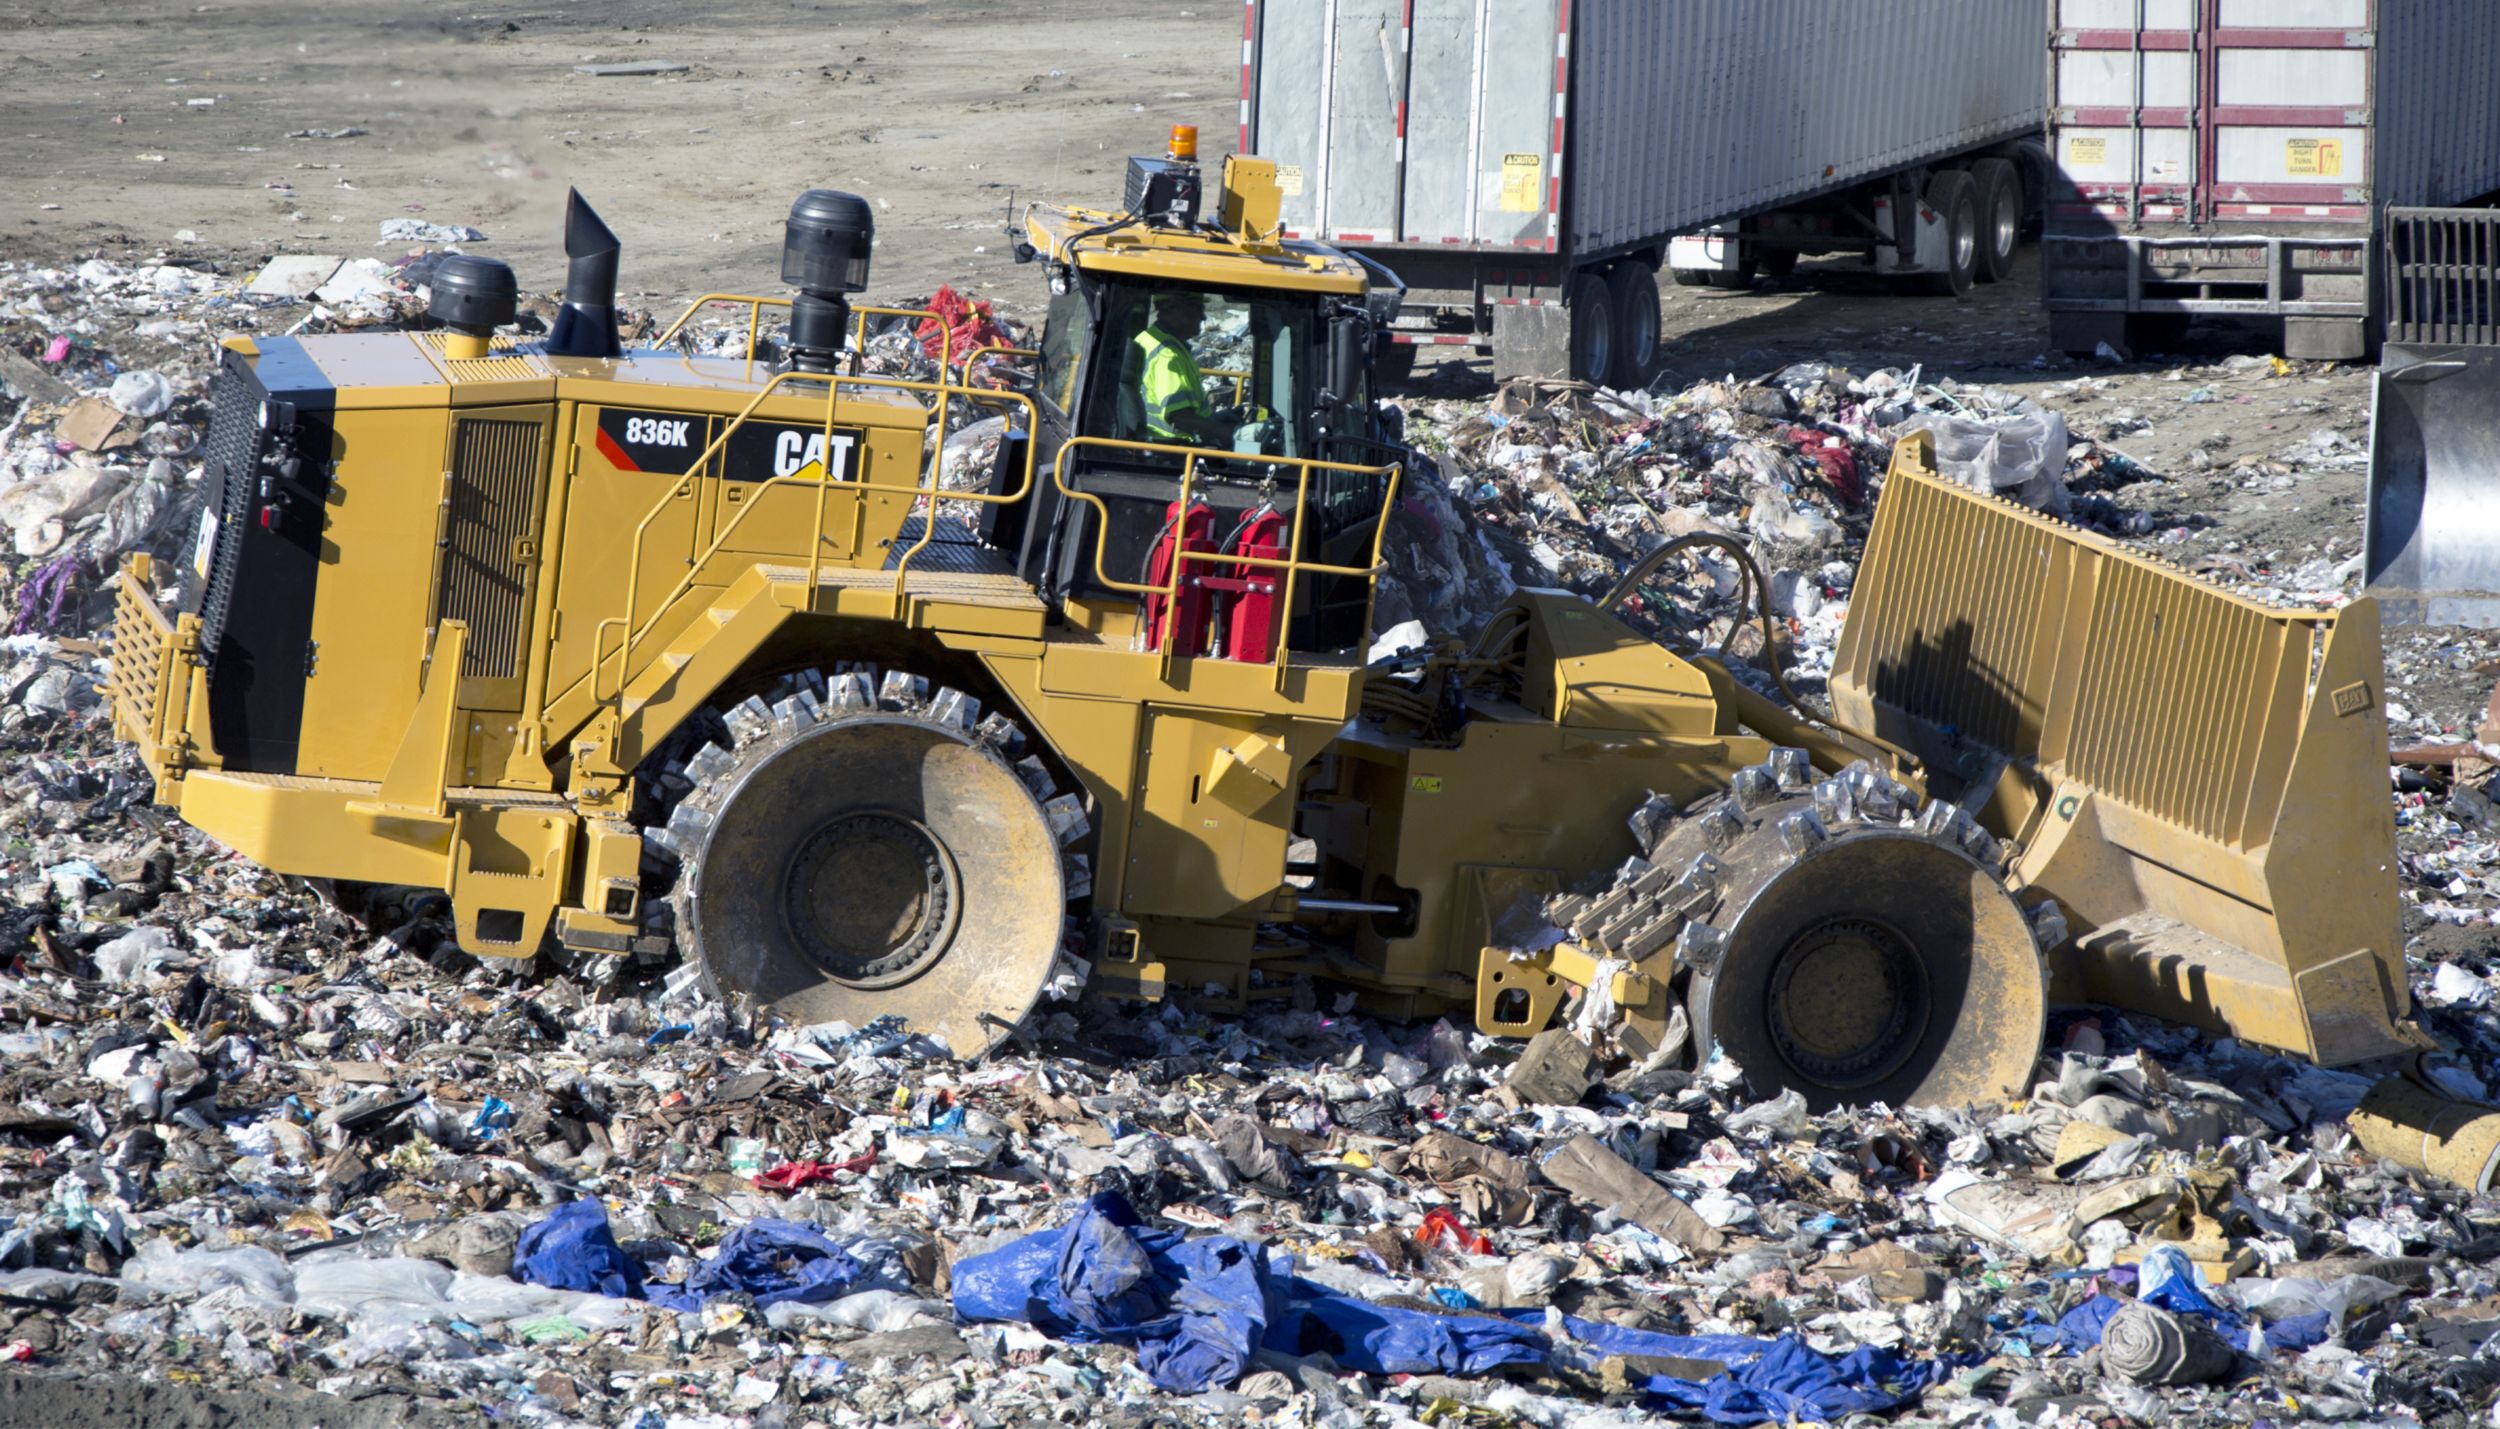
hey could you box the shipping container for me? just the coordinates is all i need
[2043,0,2500,359]
[1242,0,2048,386]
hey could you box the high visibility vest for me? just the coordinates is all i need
[1135,324,1210,441]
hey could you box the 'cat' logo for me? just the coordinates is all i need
[772,430,857,480]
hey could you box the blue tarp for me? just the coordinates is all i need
[1532,1315,1957,1425]
[950,1192,1548,1392]
[2056,1294,2126,1354]
[515,1198,644,1300]
[515,1202,867,1314]
[647,1219,865,1313]
[2054,1248,2343,1356]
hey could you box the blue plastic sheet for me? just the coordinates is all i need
[2137,1246,2243,1336]
[951,1193,1548,1392]
[646,1219,864,1313]
[2056,1294,2125,1354]
[515,1198,643,1300]
[1530,1315,1956,1425]
[2259,1310,2334,1352]
[1271,1291,1548,1379]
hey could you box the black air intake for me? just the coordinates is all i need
[782,189,875,375]
[546,189,622,359]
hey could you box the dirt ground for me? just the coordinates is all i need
[2,0,1246,308]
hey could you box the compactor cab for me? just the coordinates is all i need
[1008,127,1407,661]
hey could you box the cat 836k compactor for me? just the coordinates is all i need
[111,127,2432,1117]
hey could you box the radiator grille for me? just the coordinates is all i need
[193,355,269,660]
[2387,207,2500,348]
[437,418,542,679]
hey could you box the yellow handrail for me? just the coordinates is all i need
[1046,437,1400,680]
[593,370,1044,705]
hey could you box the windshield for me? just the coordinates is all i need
[1081,280,1320,459]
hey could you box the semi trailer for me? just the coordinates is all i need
[1241,0,2050,387]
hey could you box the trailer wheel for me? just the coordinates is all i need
[1703,264,1758,292]
[1670,266,1713,289]
[1969,158,2021,284]
[1566,272,1616,387]
[1922,169,1979,298]
[1375,339,1421,390]
[1605,263,1660,390]
[1755,247,1800,281]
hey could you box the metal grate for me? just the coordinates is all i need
[193,355,269,662]
[2386,207,2500,347]
[437,418,542,679]
[108,561,174,747]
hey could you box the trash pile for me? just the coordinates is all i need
[3,248,2499,1425]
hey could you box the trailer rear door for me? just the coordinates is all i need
[1245,0,1565,251]
[2054,0,2375,227]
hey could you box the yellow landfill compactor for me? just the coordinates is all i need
[111,128,2426,1114]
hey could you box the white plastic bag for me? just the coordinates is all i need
[1901,402,2072,516]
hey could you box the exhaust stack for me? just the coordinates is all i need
[546,189,622,359]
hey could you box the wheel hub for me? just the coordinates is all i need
[782,811,962,988]
[1764,915,1931,1088]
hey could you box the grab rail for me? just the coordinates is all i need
[1047,437,1400,685]
[590,370,1042,706]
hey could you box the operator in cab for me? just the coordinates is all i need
[1133,292,1236,447]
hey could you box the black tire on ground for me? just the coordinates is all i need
[1670,265,1714,288]
[646,667,1091,1058]
[1565,754,2046,1112]
[1969,157,2022,285]
[1922,168,1980,298]
[1754,247,1800,281]
[1566,271,1616,387]
[1703,264,1759,291]
[1375,339,1421,389]
[2125,313,2192,356]
[1605,262,1661,390]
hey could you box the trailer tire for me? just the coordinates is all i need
[1969,158,2021,285]
[1670,266,1714,289]
[1375,339,1421,389]
[1703,264,1758,292]
[1605,263,1660,390]
[1755,247,1800,281]
[1566,272,1616,387]
[1922,170,1979,298]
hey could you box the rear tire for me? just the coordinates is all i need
[1670,265,1714,289]
[1703,264,1758,292]
[1605,263,1661,390]
[647,668,1090,1057]
[1969,158,2022,285]
[1755,247,1800,281]
[1922,169,1980,298]
[1566,271,1616,387]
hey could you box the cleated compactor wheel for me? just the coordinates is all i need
[1567,753,2047,1112]
[645,668,1090,1057]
